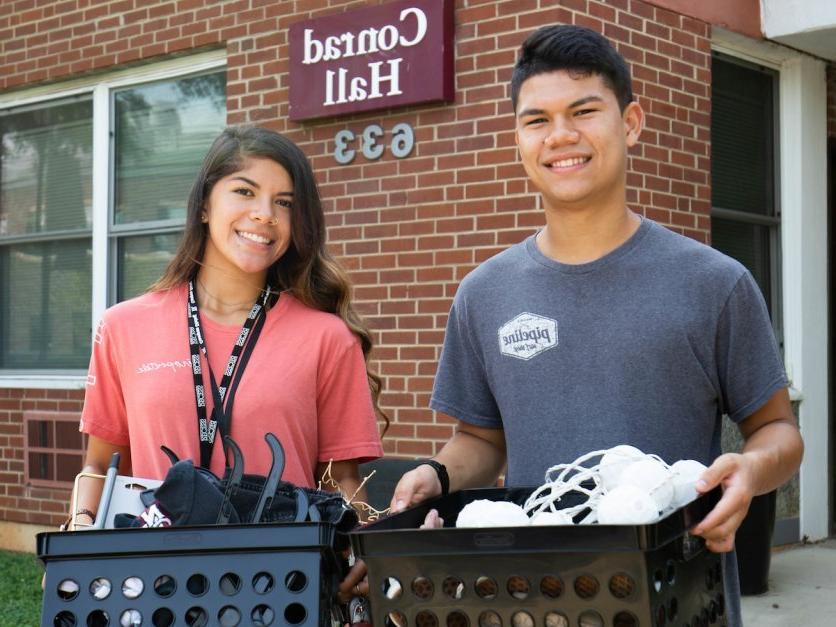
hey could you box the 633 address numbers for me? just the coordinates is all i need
[333,122,414,164]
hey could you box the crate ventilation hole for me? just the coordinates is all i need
[374,571,723,627]
[51,568,310,627]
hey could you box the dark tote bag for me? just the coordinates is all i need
[117,433,360,540]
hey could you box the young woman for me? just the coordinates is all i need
[71,126,385,551]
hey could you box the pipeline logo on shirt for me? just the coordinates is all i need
[498,312,558,360]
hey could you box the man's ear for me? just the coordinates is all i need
[623,100,644,147]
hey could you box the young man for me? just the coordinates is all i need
[391,25,803,626]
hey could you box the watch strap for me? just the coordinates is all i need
[419,459,449,496]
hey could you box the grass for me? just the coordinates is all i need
[0,550,43,627]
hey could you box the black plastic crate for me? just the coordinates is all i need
[351,487,726,627]
[38,522,345,627]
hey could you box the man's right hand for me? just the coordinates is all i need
[389,420,507,515]
[389,463,442,513]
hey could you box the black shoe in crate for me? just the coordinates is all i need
[38,522,345,627]
[351,487,727,627]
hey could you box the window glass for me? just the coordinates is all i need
[0,239,92,369]
[0,99,93,236]
[0,98,93,370]
[711,59,774,216]
[113,72,226,225]
[117,232,181,301]
[710,55,779,320]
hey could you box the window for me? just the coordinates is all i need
[711,52,801,546]
[710,54,781,338]
[0,99,93,369]
[0,58,226,373]
[112,72,226,301]
[712,28,828,547]
[24,411,88,487]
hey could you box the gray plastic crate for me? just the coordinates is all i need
[351,487,726,627]
[38,522,343,627]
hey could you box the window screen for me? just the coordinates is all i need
[710,54,780,325]
[0,99,93,369]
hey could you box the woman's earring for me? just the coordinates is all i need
[200,213,208,223]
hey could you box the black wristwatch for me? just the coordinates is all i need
[419,459,449,496]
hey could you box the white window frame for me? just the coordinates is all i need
[713,28,830,542]
[0,50,226,390]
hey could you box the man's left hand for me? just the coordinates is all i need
[690,452,757,553]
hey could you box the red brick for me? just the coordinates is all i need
[20,8,43,23]
[617,10,643,31]
[395,440,434,456]
[459,3,497,24]
[671,59,696,79]
[630,31,656,52]
[605,22,631,44]
[645,51,670,71]
[575,14,604,33]
[416,139,456,157]
[416,424,455,440]
[589,1,616,22]
[128,33,154,48]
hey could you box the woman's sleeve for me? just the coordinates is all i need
[79,314,130,446]
[315,334,383,464]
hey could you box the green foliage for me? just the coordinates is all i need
[0,550,43,627]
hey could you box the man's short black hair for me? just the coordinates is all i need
[511,25,634,112]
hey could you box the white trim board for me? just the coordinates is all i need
[712,28,830,541]
[0,50,226,108]
[0,374,86,390]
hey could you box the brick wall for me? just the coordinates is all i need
[0,0,714,524]
[0,388,85,525]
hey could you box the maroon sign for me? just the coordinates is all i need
[288,0,454,121]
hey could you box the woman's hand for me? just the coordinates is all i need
[337,558,369,604]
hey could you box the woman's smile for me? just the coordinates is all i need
[236,229,274,246]
[202,156,293,279]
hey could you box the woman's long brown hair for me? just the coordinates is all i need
[150,126,388,433]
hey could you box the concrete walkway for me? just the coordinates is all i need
[741,539,836,626]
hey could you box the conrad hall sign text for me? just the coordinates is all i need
[288,0,454,121]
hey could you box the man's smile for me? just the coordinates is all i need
[544,155,592,172]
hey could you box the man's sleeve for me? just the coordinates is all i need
[716,271,788,423]
[430,292,502,427]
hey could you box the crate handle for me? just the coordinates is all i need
[473,532,516,547]
[677,532,707,561]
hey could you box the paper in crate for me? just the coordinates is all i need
[100,475,162,528]
[350,487,727,627]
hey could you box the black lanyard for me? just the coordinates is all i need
[187,280,271,468]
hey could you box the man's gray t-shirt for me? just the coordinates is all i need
[430,217,787,627]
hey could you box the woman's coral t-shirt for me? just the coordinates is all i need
[80,284,383,487]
